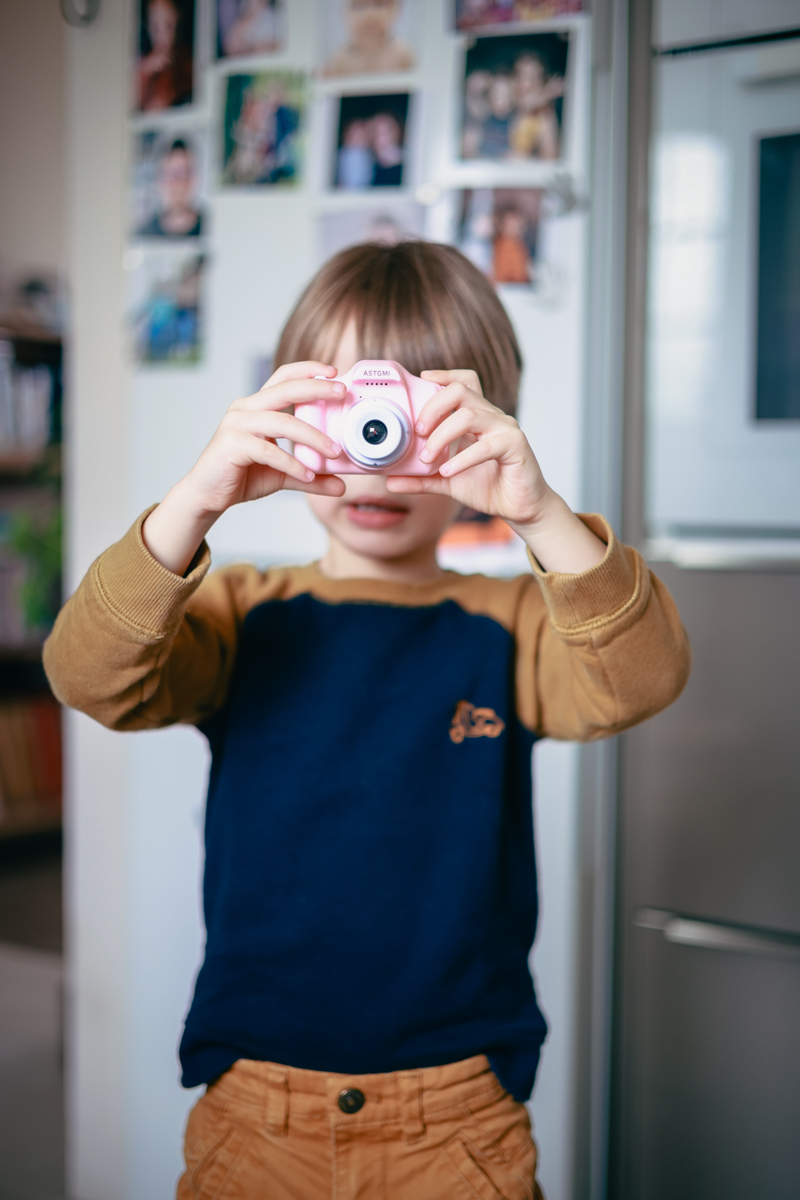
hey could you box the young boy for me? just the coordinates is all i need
[44,242,689,1199]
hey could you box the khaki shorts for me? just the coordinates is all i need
[177,1053,545,1200]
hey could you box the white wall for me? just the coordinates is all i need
[0,0,67,286]
[66,2,597,1197]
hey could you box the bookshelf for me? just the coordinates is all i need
[0,325,63,838]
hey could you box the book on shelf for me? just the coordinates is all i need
[0,338,54,462]
[0,695,62,832]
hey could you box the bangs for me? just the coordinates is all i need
[274,242,522,415]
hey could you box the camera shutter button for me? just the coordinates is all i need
[338,1087,366,1114]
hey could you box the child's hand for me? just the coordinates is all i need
[142,362,346,576]
[386,369,607,574]
[183,362,345,515]
[387,369,548,526]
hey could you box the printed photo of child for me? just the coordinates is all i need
[216,0,284,59]
[461,32,569,161]
[320,203,424,259]
[132,132,205,238]
[321,0,415,77]
[222,72,304,186]
[129,250,205,364]
[456,188,543,287]
[136,0,195,112]
[454,0,583,30]
[334,93,410,189]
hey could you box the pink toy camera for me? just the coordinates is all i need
[293,360,446,475]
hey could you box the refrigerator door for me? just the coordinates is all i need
[611,30,800,1200]
[645,39,800,545]
[611,567,800,1200]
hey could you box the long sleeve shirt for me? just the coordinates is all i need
[43,511,690,1100]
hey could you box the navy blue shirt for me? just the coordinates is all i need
[182,587,546,1101]
[44,511,688,1105]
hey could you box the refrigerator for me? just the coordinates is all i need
[609,8,800,1198]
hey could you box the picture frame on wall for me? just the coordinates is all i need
[320,0,416,78]
[216,0,285,60]
[221,71,305,186]
[136,0,195,112]
[319,203,425,259]
[128,247,206,365]
[455,187,543,288]
[332,92,412,189]
[453,0,584,31]
[460,31,570,162]
[131,129,207,239]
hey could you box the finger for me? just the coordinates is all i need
[238,432,318,486]
[415,380,494,436]
[385,474,453,497]
[420,368,483,396]
[239,410,341,457]
[283,473,347,497]
[420,407,483,464]
[263,361,337,389]
[437,436,503,479]
[237,376,346,413]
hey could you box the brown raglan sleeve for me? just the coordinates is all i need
[514,514,691,740]
[43,509,245,731]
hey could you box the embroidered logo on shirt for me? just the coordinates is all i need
[449,700,506,744]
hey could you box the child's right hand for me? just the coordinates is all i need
[142,362,346,576]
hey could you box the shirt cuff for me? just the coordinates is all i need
[526,514,645,635]
[93,506,212,638]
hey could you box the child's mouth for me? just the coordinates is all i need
[346,496,410,529]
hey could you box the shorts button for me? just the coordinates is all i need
[338,1087,366,1114]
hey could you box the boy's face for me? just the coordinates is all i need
[306,320,461,561]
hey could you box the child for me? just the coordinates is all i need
[509,54,563,161]
[44,242,689,1199]
[336,119,375,190]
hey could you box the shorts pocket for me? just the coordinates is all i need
[182,1094,252,1199]
[445,1134,535,1200]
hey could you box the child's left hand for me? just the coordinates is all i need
[386,369,548,534]
[386,368,608,574]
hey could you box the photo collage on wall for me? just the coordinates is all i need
[125,0,582,363]
[125,0,584,568]
[128,0,209,365]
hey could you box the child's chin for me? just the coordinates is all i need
[340,524,413,557]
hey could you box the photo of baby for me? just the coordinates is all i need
[334,93,410,189]
[129,250,205,364]
[136,0,195,112]
[321,0,415,77]
[216,0,284,59]
[454,0,583,30]
[456,188,543,287]
[222,72,304,186]
[461,32,569,161]
[131,132,205,239]
[320,204,424,259]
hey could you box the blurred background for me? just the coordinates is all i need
[0,1,798,1198]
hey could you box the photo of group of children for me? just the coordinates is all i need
[128,0,579,363]
[462,32,568,161]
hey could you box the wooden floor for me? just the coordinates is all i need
[0,836,64,1200]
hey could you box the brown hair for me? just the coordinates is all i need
[275,241,522,415]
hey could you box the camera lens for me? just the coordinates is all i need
[362,419,388,446]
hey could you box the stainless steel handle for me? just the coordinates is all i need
[635,908,800,963]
